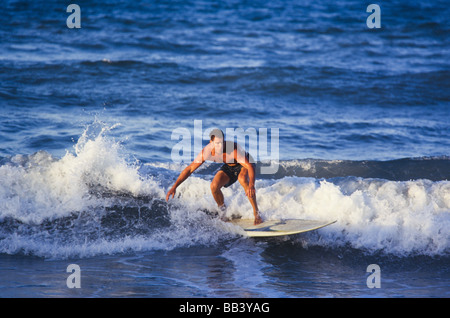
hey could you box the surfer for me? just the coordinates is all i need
[166,128,263,225]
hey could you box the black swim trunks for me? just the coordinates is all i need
[219,164,243,188]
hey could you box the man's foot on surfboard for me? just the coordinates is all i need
[218,204,229,221]
[254,213,263,225]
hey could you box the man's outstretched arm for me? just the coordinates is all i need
[166,149,206,201]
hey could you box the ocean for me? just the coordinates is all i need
[0,0,449,299]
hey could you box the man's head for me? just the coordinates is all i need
[209,128,224,153]
[209,128,224,141]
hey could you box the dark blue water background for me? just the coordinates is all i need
[0,0,448,298]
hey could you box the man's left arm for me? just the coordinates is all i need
[236,148,256,198]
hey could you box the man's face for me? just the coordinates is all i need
[212,137,223,154]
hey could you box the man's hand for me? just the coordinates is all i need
[166,186,176,201]
[246,184,256,198]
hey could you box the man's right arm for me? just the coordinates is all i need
[165,147,208,201]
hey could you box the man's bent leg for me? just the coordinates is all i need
[210,171,230,209]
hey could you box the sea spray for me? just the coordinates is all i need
[0,121,166,258]
[0,121,163,223]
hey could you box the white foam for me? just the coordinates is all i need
[0,121,163,224]
[173,176,449,256]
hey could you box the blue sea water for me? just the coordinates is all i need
[0,0,449,299]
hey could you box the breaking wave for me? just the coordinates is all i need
[0,121,448,259]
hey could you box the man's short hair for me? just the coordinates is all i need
[209,128,224,141]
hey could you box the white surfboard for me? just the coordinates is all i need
[230,219,336,237]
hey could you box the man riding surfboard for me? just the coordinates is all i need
[166,128,263,225]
